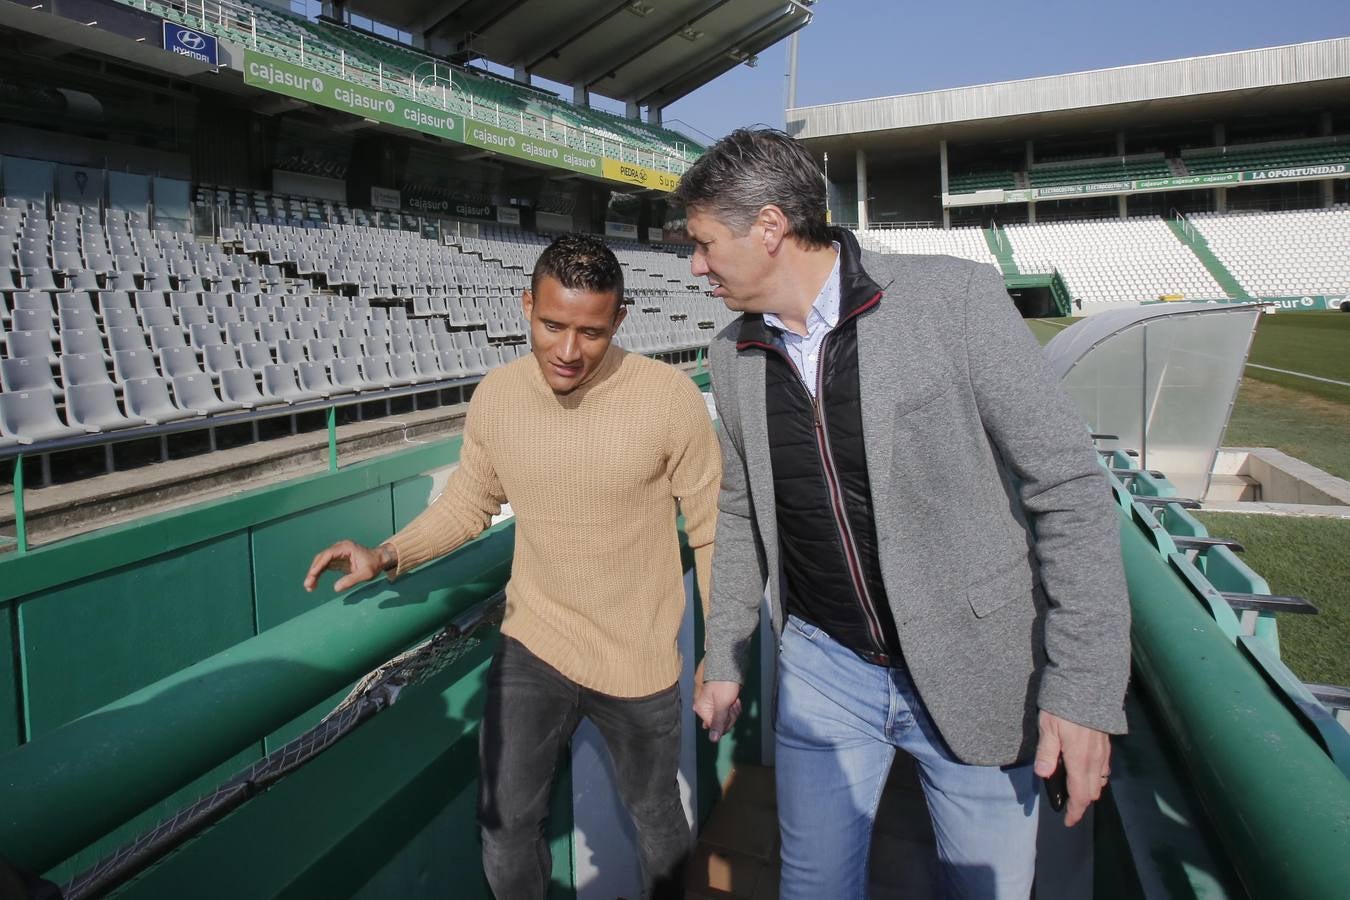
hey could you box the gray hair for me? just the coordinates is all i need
[674,127,831,248]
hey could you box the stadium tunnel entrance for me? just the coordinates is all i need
[1008,284,1059,317]
[1005,271,1073,317]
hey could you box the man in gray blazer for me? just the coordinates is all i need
[680,129,1130,899]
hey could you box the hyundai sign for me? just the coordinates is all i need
[163,22,218,66]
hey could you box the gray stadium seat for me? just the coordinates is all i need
[239,341,274,370]
[159,346,204,379]
[58,307,99,332]
[149,324,187,352]
[12,307,56,338]
[189,323,223,350]
[112,348,159,384]
[219,368,285,409]
[0,388,82,444]
[437,349,467,379]
[141,307,177,330]
[276,339,306,365]
[59,327,110,363]
[0,357,59,394]
[328,358,366,393]
[360,356,410,389]
[60,352,114,389]
[6,329,57,365]
[415,351,446,381]
[297,361,353,398]
[261,364,324,404]
[171,374,246,416]
[66,383,147,433]
[203,344,238,377]
[102,308,139,331]
[107,326,148,353]
[124,376,204,424]
[459,346,489,376]
[23,269,60,292]
[390,352,435,384]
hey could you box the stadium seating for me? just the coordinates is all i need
[948,170,1017,193]
[1028,155,1171,188]
[855,227,999,266]
[1004,218,1226,308]
[118,0,698,169]
[1181,138,1350,176]
[0,189,726,460]
[946,138,1350,195]
[1190,206,1350,297]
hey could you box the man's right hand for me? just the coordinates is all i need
[303,540,392,593]
[693,679,743,742]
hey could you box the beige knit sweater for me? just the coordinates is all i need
[385,345,721,697]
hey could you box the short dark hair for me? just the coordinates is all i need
[674,127,831,249]
[530,233,624,311]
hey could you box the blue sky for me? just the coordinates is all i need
[658,0,1350,144]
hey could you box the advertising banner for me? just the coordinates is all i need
[497,207,522,225]
[462,120,603,178]
[1134,173,1241,190]
[601,159,680,192]
[604,221,639,239]
[242,51,687,193]
[947,162,1348,206]
[1244,163,1348,182]
[370,187,401,210]
[243,51,463,144]
[163,21,218,66]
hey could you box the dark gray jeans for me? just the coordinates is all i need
[477,636,689,899]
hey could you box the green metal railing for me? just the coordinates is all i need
[0,520,513,874]
[1106,459,1350,898]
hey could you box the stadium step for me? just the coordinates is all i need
[983,226,1019,275]
[1165,217,1250,300]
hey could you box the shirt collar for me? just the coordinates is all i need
[764,241,842,336]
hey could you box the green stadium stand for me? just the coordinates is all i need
[947,170,1017,192]
[115,0,701,171]
[1181,137,1350,175]
[1028,155,1171,187]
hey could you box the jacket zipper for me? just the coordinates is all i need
[808,330,890,657]
[745,291,888,657]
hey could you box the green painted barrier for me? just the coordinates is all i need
[1121,510,1350,899]
[0,523,514,875]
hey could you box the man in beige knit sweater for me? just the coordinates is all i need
[303,234,721,899]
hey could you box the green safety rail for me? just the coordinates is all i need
[3,378,1348,897]
[1104,454,1350,898]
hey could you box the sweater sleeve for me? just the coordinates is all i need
[384,383,506,579]
[665,369,722,618]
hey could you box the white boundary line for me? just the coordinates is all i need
[1246,363,1350,388]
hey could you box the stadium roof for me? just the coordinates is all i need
[339,0,814,109]
[788,37,1350,156]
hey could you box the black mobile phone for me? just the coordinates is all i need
[1043,760,1068,812]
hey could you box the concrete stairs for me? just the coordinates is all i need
[1165,216,1250,300]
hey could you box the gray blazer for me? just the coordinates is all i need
[704,250,1131,766]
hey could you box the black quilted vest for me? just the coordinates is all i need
[734,232,901,661]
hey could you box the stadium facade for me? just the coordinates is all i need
[788,37,1350,228]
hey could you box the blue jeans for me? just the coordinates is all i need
[776,616,1039,899]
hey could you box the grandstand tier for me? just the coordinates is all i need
[0,193,732,459]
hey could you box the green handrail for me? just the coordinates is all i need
[0,523,514,874]
[1120,509,1350,899]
